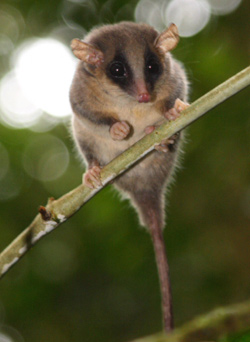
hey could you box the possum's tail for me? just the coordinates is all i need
[131,190,174,332]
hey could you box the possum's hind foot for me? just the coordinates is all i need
[83,165,102,189]
[154,133,180,153]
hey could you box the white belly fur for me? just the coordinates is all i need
[73,102,165,166]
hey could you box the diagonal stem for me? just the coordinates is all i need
[0,66,249,280]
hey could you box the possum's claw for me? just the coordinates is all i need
[165,98,189,121]
[155,133,179,153]
[144,126,179,153]
[145,98,188,152]
[110,121,130,140]
[144,125,156,135]
[83,165,102,189]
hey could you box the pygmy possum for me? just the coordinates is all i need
[70,21,189,332]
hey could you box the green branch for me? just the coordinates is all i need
[131,300,250,342]
[0,66,249,279]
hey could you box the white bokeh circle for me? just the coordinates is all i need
[165,0,211,37]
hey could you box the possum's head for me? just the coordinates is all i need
[71,22,179,104]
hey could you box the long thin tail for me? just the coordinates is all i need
[131,191,173,332]
[148,208,173,331]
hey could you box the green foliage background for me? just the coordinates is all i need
[0,0,249,341]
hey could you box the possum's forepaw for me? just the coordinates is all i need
[83,165,102,189]
[165,98,189,121]
[110,121,130,140]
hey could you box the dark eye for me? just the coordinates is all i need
[146,58,160,74]
[109,61,127,78]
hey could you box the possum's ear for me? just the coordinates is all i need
[154,23,179,54]
[71,39,104,66]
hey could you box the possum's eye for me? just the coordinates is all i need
[144,52,162,89]
[109,61,127,78]
[146,58,160,75]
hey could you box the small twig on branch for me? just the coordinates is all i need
[38,206,52,221]
[0,66,249,279]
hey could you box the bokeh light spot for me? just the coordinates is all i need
[135,0,163,28]
[22,135,70,182]
[13,38,76,118]
[0,169,22,202]
[0,9,20,43]
[165,0,211,37]
[29,114,61,133]
[0,326,24,342]
[0,72,42,129]
[0,332,13,342]
[0,34,14,56]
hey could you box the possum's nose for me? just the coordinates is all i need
[138,93,151,103]
[135,79,151,103]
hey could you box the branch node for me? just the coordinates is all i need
[48,197,55,204]
[39,206,52,221]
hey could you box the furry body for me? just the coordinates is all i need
[70,21,188,331]
[70,22,188,228]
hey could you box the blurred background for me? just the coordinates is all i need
[0,0,249,341]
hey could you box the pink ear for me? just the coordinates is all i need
[71,39,104,66]
[154,23,179,54]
